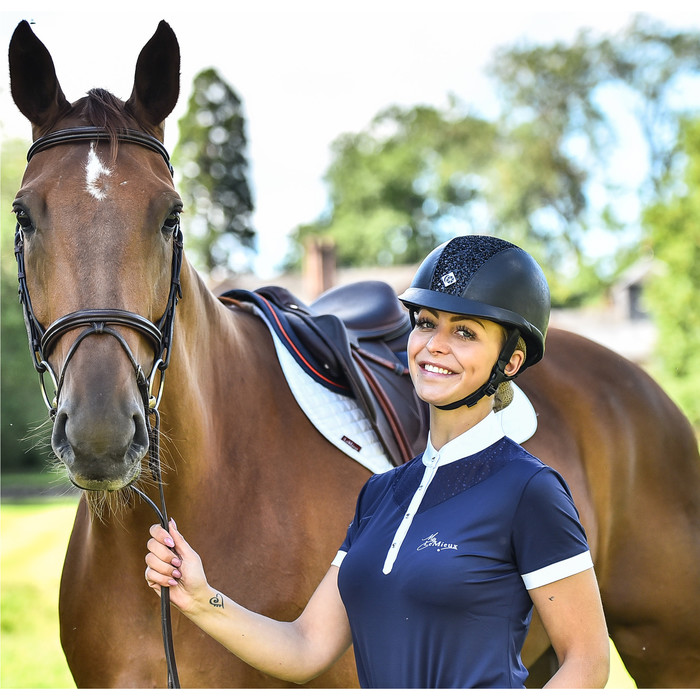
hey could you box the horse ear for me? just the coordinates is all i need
[126,20,180,130]
[9,20,71,130]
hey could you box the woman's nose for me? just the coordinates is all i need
[426,330,448,353]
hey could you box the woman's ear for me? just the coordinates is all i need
[504,349,526,378]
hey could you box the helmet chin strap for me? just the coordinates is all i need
[435,329,521,411]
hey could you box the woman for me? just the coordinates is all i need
[145,235,610,688]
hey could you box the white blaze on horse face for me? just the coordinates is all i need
[85,143,112,200]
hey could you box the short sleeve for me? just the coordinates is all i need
[332,473,387,566]
[512,467,592,589]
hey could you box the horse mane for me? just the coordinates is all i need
[76,88,143,161]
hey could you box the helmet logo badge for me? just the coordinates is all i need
[441,272,457,288]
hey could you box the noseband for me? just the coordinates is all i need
[15,126,182,688]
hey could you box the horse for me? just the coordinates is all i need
[9,20,700,689]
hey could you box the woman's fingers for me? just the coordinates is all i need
[145,551,180,587]
[146,522,183,587]
[149,522,174,547]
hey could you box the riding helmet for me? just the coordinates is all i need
[399,235,550,409]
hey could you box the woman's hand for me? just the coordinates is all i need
[146,520,352,684]
[145,519,209,613]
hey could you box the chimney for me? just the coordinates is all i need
[303,238,336,300]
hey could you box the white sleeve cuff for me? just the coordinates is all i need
[331,550,347,568]
[521,550,593,590]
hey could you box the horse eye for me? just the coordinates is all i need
[13,207,35,235]
[161,210,181,236]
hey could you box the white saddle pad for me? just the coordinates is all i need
[252,306,538,474]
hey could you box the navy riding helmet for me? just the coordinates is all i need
[399,235,551,410]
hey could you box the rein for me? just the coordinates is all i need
[15,126,183,689]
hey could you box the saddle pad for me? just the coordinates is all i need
[251,304,539,474]
[252,305,394,474]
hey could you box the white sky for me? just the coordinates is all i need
[2,1,700,277]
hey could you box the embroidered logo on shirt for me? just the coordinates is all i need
[417,532,458,552]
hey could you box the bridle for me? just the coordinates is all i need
[15,126,183,688]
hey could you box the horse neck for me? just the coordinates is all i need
[160,259,265,437]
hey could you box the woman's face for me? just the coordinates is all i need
[407,307,508,408]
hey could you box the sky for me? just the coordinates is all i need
[3,1,700,278]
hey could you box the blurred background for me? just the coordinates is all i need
[2,0,699,688]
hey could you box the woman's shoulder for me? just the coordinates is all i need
[494,439,578,511]
[489,438,574,495]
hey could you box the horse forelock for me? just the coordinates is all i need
[72,89,160,161]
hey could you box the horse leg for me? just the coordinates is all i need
[59,498,169,688]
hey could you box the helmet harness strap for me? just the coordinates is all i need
[435,328,521,411]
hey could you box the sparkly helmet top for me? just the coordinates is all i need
[399,235,550,373]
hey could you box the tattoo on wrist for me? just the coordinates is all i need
[209,592,224,609]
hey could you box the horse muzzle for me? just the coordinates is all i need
[51,367,151,491]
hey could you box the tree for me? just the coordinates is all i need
[293,104,499,268]
[1,138,49,473]
[642,118,700,426]
[290,16,700,306]
[487,14,700,262]
[173,68,255,276]
[290,102,596,304]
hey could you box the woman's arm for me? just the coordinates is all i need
[145,521,352,684]
[529,567,610,688]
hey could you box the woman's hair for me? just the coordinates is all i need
[494,335,527,413]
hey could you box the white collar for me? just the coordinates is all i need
[422,410,505,467]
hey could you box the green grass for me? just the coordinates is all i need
[1,500,77,689]
[0,500,636,689]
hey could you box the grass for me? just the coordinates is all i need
[0,499,636,689]
[1,499,77,688]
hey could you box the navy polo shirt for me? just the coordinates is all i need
[333,411,592,689]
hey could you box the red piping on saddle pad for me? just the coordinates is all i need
[258,295,349,392]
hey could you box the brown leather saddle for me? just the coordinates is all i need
[219,280,428,466]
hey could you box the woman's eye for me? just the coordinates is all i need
[415,317,435,329]
[456,326,476,340]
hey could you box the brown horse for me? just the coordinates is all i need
[9,20,700,689]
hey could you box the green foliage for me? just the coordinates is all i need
[1,138,50,474]
[290,102,598,304]
[173,68,255,275]
[312,105,498,267]
[290,16,700,308]
[643,118,700,426]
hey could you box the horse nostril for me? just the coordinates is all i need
[132,410,150,456]
[51,409,76,466]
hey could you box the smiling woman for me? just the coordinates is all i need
[407,309,522,432]
[144,236,609,689]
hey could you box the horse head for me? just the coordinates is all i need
[9,21,182,491]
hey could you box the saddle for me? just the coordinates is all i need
[219,281,429,466]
